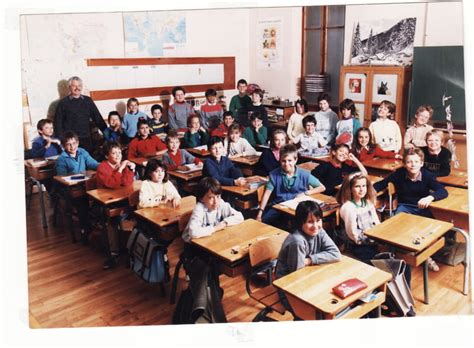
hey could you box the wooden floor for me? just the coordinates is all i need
[26,192,472,328]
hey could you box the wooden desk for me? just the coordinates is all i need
[191,219,289,277]
[297,161,319,172]
[168,169,203,194]
[273,193,339,218]
[362,158,403,176]
[437,169,468,189]
[231,154,261,176]
[299,154,331,164]
[273,255,391,320]
[130,154,162,168]
[222,176,268,210]
[87,181,142,205]
[364,213,453,304]
[187,147,210,157]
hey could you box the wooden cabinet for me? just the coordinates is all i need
[339,65,412,131]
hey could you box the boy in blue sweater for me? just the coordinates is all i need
[256,144,325,228]
[122,98,148,141]
[30,119,62,158]
[203,136,247,187]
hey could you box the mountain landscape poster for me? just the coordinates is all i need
[350,17,416,66]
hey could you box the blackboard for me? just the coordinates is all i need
[408,46,465,128]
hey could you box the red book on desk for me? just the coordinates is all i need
[332,278,368,299]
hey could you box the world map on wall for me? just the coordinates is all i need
[123,12,186,57]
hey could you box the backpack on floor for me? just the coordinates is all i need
[126,227,170,284]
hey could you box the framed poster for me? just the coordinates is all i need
[343,73,366,101]
[372,74,398,103]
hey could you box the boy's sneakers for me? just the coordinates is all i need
[427,257,439,272]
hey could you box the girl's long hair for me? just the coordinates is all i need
[336,172,377,206]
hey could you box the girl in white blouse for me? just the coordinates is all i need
[223,124,257,158]
[138,159,181,209]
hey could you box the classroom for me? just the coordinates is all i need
[17,0,472,334]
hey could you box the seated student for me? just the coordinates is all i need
[314,93,338,145]
[96,142,136,269]
[352,127,402,162]
[335,98,361,147]
[420,130,452,177]
[211,111,238,138]
[31,118,62,158]
[103,111,127,144]
[224,124,257,158]
[229,78,252,119]
[374,147,448,272]
[245,88,269,128]
[256,129,287,176]
[122,98,148,141]
[148,104,168,136]
[161,130,203,171]
[182,177,244,243]
[256,144,325,228]
[203,136,247,187]
[168,86,195,130]
[55,131,99,244]
[182,114,210,148]
[287,98,309,143]
[404,105,434,149]
[293,115,328,154]
[200,88,223,131]
[369,100,402,153]
[242,112,268,149]
[311,143,367,196]
[127,118,167,163]
[275,200,340,279]
[138,159,181,209]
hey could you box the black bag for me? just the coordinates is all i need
[433,238,466,266]
[127,227,170,284]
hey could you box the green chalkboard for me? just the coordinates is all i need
[408,46,465,128]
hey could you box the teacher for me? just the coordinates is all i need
[54,76,107,154]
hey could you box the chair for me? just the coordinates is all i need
[245,233,287,322]
[333,208,355,252]
[387,182,397,217]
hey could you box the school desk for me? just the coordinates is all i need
[297,161,319,172]
[362,158,403,176]
[429,186,470,295]
[273,193,339,219]
[221,175,268,210]
[129,154,163,168]
[231,154,261,176]
[436,169,468,189]
[299,153,331,164]
[133,195,196,240]
[168,168,203,194]
[186,147,211,158]
[53,171,96,242]
[364,212,453,304]
[191,219,288,278]
[273,255,391,320]
[25,158,56,229]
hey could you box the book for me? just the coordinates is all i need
[279,196,323,210]
[175,163,202,174]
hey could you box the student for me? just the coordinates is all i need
[352,127,402,162]
[200,88,223,131]
[311,143,368,196]
[182,114,210,148]
[55,131,99,244]
[287,98,309,143]
[182,177,244,243]
[122,98,148,141]
[314,93,338,145]
[257,144,326,227]
[256,129,287,176]
[369,100,402,153]
[373,148,447,272]
[223,124,257,158]
[203,136,247,187]
[420,130,452,177]
[211,111,238,138]
[229,79,252,119]
[245,88,269,128]
[242,112,268,149]
[103,111,127,144]
[31,119,62,158]
[161,130,203,171]
[148,104,168,136]
[293,115,328,153]
[168,86,195,130]
[336,173,380,262]
[275,200,340,278]
[404,105,434,149]
[127,118,167,163]
[138,159,181,209]
[335,98,361,147]
[96,142,136,269]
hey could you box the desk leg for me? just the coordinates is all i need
[376,305,381,318]
[423,261,429,304]
[64,191,76,243]
[451,227,470,296]
[32,177,48,229]
[101,210,113,261]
